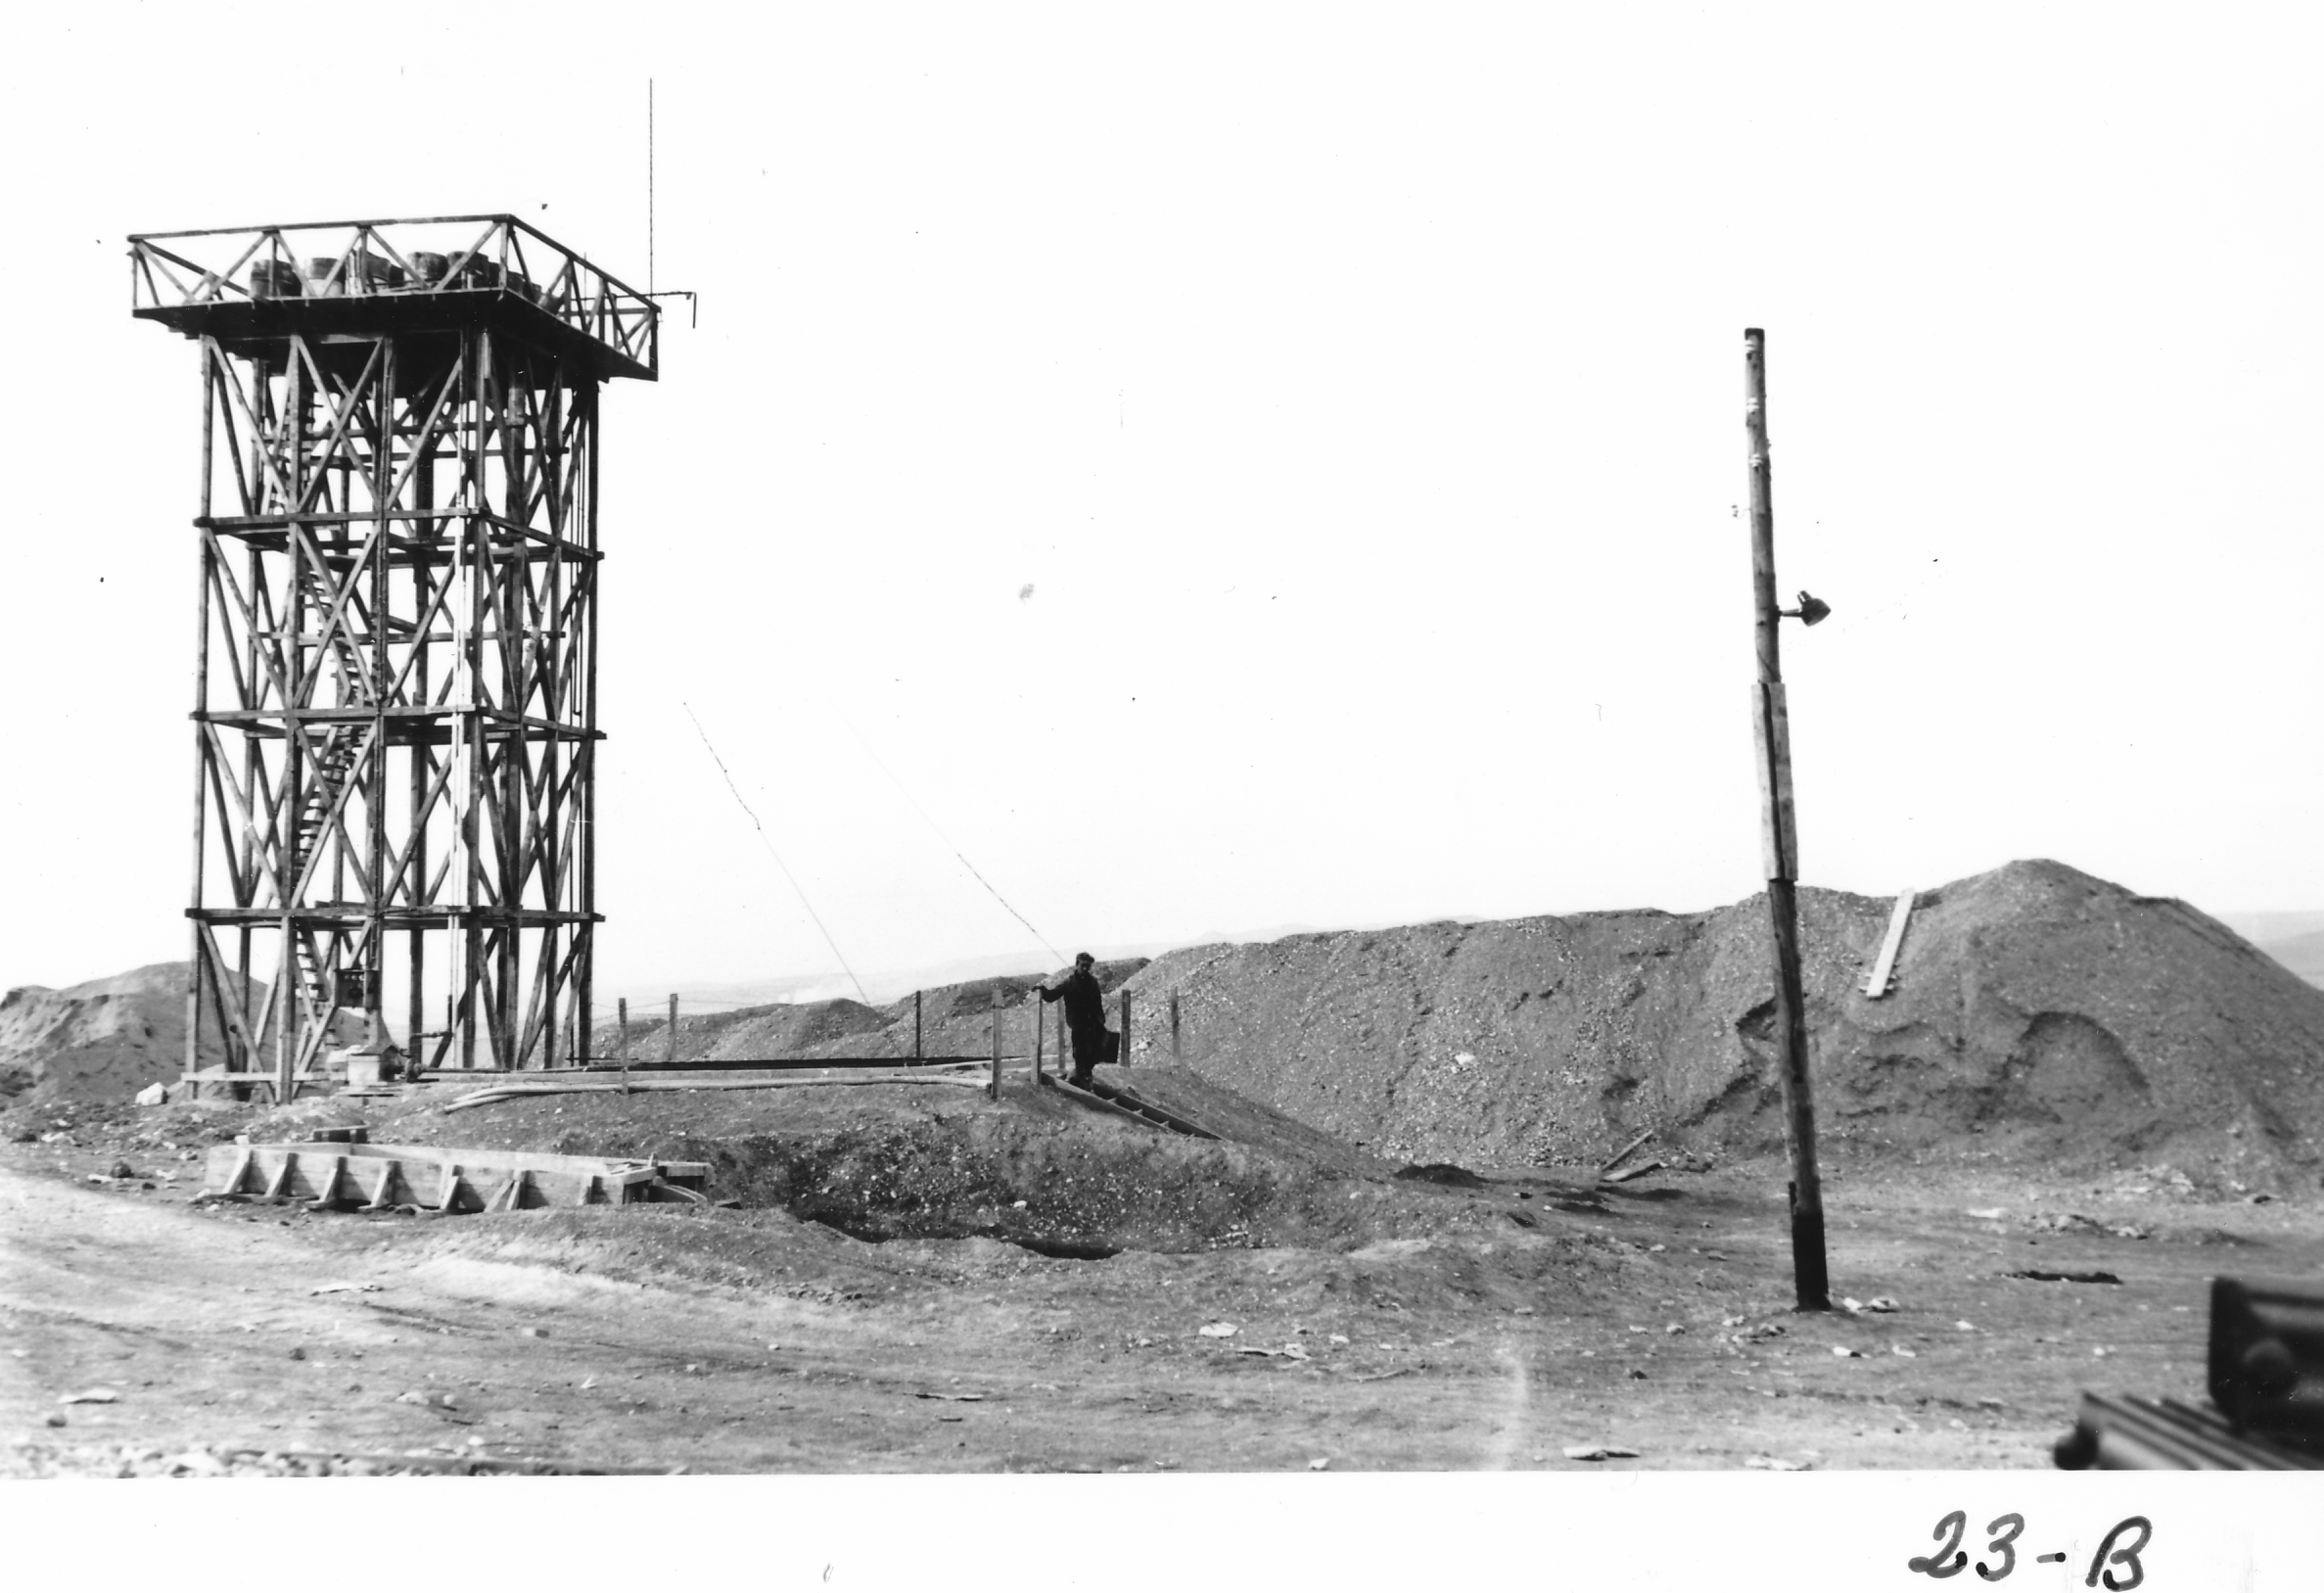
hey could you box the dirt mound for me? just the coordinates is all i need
[324,1063,1530,1259]
[587,960,1149,1063]
[1101,1064,1397,1179]
[1116,860,2324,1179]
[0,961,228,1104]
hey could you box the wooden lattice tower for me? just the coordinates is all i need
[129,217,658,1099]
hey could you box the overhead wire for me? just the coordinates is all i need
[682,702,873,1007]
[843,724,1068,969]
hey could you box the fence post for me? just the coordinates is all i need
[913,989,922,1060]
[1033,985,1044,1086]
[990,981,1001,1100]
[667,993,677,1067]
[618,998,630,1095]
[1120,988,1133,1069]
[1170,990,1181,1063]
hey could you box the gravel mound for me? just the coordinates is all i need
[1116,860,2324,1179]
[0,962,230,1104]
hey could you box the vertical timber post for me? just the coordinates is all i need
[1170,991,1181,1063]
[618,997,630,1095]
[1120,989,1133,1069]
[1033,986,1045,1085]
[914,990,922,1060]
[667,993,678,1067]
[186,351,214,1099]
[1743,327,1831,1313]
[990,981,1001,1100]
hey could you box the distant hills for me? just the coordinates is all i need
[2216,914,2324,990]
[2254,929,2324,990]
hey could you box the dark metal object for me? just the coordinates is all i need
[2053,1391,2322,1471]
[2208,1277,2324,1441]
[1743,327,1831,1311]
[132,217,657,1101]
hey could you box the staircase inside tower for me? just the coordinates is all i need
[286,546,377,1077]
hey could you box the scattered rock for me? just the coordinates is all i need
[1562,1444,1640,1461]
[1307,1456,1330,1471]
[1831,1346,1863,1358]
[1393,1163,1486,1190]
[1198,1323,1237,1338]
[2007,1269,2122,1285]
[59,1388,119,1405]
[1743,1455,1809,1472]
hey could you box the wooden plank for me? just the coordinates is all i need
[328,1141,668,1178]
[363,1158,401,1210]
[306,1153,349,1207]
[208,1146,252,1197]
[1600,1128,1656,1175]
[204,1141,696,1211]
[1863,889,1916,999]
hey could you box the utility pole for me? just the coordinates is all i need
[1743,327,1831,1313]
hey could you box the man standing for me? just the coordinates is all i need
[1038,953,1108,1088]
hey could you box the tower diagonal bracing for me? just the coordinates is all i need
[131,217,658,1100]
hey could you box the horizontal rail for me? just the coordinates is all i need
[129,215,655,378]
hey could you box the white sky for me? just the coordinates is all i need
[3,3,2319,997]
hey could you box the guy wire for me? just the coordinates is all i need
[682,702,872,1007]
[846,726,1067,969]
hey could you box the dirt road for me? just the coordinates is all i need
[8,1109,2302,1476]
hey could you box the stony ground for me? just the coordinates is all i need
[5,1078,2310,1477]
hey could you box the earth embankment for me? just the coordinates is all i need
[1119,860,2324,1179]
[0,962,225,1104]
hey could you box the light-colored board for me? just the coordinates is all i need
[198,1142,695,1211]
[363,1159,400,1210]
[306,1153,348,1207]
[209,1146,254,1198]
[1864,890,1917,998]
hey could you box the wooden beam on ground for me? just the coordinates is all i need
[1600,1129,1656,1175]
